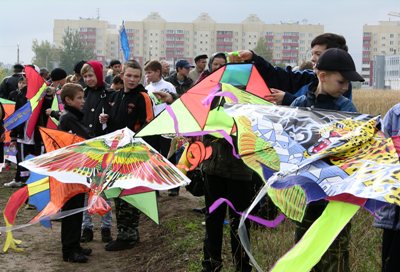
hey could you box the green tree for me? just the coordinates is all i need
[59,28,96,73]
[253,37,273,62]
[0,63,11,82]
[32,40,60,70]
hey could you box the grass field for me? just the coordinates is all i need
[353,88,400,117]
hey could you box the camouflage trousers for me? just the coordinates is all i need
[114,198,140,241]
[295,201,351,272]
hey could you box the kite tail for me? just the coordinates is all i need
[270,201,359,272]
[3,217,23,253]
[2,187,29,252]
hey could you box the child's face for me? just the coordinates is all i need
[145,69,160,83]
[122,67,141,90]
[18,78,27,90]
[310,44,327,68]
[66,91,85,110]
[211,57,226,72]
[82,70,98,88]
[319,71,349,98]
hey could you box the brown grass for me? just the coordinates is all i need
[353,89,400,117]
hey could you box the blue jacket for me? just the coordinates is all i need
[251,53,352,105]
[290,81,357,112]
[374,103,400,230]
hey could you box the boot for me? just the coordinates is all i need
[80,228,93,243]
[104,239,138,251]
[101,228,112,243]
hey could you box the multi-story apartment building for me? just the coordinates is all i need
[53,13,323,66]
[372,54,400,89]
[362,20,400,87]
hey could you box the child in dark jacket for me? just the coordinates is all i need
[80,61,113,244]
[99,60,154,251]
[291,48,364,272]
[58,83,91,263]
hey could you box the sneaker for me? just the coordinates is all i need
[104,239,138,251]
[25,204,36,210]
[3,180,23,188]
[80,228,93,243]
[168,190,179,197]
[101,228,112,243]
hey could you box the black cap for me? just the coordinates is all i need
[13,64,24,73]
[316,48,364,82]
[50,68,67,81]
[194,54,208,63]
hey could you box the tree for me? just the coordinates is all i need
[32,40,60,70]
[253,37,273,62]
[59,28,96,73]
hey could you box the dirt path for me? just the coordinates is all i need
[0,171,204,272]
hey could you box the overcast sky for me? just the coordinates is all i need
[0,0,399,70]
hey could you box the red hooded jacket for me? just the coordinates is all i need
[87,60,104,88]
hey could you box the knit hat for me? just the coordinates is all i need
[74,60,86,74]
[50,68,67,81]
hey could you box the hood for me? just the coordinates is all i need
[87,60,104,88]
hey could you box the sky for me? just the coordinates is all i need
[0,0,399,70]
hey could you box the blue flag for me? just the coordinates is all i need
[120,22,131,61]
[4,102,32,131]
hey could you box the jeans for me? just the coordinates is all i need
[82,193,112,230]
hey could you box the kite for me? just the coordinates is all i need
[224,103,400,271]
[136,63,272,138]
[3,66,47,137]
[19,128,188,220]
[21,128,189,191]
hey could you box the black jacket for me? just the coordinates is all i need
[82,85,112,138]
[165,73,193,96]
[58,105,90,139]
[0,74,23,99]
[251,52,352,105]
[108,84,154,132]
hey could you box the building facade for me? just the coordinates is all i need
[53,13,323,66]
[362,20,400,87]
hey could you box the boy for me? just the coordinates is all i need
[165,60,193,96]
[235,33,352,105]
[80,60,113,243]
[291,48,364,272]
[374,103,400,272]
[105,60,122,85]
[144,60,179,196]
[58,83,91,263]
[99,60,154,251]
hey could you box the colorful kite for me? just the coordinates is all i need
[3,66,47,137]
[136,63,272,138]
[21,128,189,192]
[224,103,400,271]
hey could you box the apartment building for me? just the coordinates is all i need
[53,13,323,66]
[362,20,400,86]
[372,54,400,89]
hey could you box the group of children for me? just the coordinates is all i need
[0,31,398,271]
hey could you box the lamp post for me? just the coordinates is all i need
[17,43,20,63]
[149,45,153,61]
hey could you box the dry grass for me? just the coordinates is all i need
[353,89,400,117]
